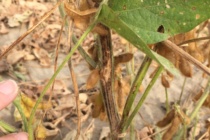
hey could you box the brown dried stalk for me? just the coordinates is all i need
[163,40,210,75]
[68,58,81,140]
[98,25,120,139]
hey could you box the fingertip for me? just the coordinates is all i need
[0,132,28,140]
[13,132,28,140]
[0,80,19,110]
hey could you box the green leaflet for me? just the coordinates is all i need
[108,0,210,44]
[97,5,179,75]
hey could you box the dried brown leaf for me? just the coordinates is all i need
[138,126,153,140]
[0,22,8,34]
[33,47,51,67]
[7,50,25,65]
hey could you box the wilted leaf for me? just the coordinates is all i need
[7,50,25,65]
[0,22,8,34]
[33,47,51,67]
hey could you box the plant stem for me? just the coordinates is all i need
[98,26,120,139]
[126,44,135,140]
[165,88,169,113]
[190,78,210,120]
[178,77,187,104]
[118,57,152,133]
[27,23,96,140]
[123,66,163,131]
[72,35,97,68]
[13,95,28,131]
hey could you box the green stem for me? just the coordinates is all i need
[13,95,28,131]
[190,78,210,120]
[178,77,187,104]
[165,88,169,113]
[72,35,97,68]
[126,44,135,140]
[119,57,152,132]
[27,23,96,140]
[123,66,163,130]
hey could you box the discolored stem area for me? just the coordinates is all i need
[98,25,120,139]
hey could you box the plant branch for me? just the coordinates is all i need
[98,25,120,139]
[163,40,210,75]
[119,57,152,133]
[124,66,163,131]
[178,36,210,46]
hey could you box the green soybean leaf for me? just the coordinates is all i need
[108,0,210,44]
[97,5,179,75]
[96,1,210,75]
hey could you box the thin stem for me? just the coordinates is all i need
[119,57,152,133]
[124,66,163,130]
[13,95,28,131]
[178,36,210,46]
[72,35,97,68]
[126,44,135,140]
[165,88,169,113]
[68,58,81,140]
[27,22,96,140]
[163,40,210,75]
[190,78,210,120]
[179,77,187,104]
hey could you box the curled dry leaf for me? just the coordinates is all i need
[33,47,51,67]
[138,126,153,140]
[64,0,108,35]
[0,22,8,34]
[7,50,25,65]
[0,59,10,73]
[64,0,97,31]
[7,11,32,27]
[79,93,88,103]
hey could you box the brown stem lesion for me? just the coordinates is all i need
[98,25,120,139]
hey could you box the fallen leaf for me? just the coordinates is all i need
[0,22,9,34]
